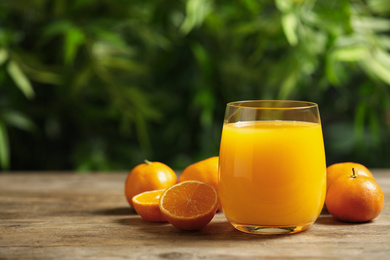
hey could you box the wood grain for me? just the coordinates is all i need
[1,171,389,259]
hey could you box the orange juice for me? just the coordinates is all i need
[219,120,326,228]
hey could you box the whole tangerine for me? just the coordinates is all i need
[326,162,374,192]
[125,160,177,207]
[325,168,384,223]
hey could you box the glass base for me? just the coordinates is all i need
[231,222,313,235]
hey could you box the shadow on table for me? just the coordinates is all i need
[316,214,373,226]
[114,213,308,241]
[94,207,136,216]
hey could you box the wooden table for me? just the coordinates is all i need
[1,170,389,259]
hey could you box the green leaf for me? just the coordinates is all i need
[242,0,260,14]
[41,20,73,43]
[1,111,35,132]
[24,69,62,85]
[332,45,369,62]
[7,60,35,99]
[368,0,390,15]
[89,26,127,48]
[374,49,390,68]
[377,35,390,49]
[42,21,86,65]
[363,52,390,85]
[180,0,212,34]
[281,12,298,46]
[352,16,390,32]
[325,54,340,85]
[98,57,147,73]
[0,48,8,65]
[275,0,293,13]
[64,27,85,65]
[278,68,298,99]
[0,122,10,170]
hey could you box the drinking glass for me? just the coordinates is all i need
[218,100,326,235]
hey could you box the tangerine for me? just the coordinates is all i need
[326,162,374,192]
[159,180,218,230]
[179,156,222,211]
[132,190,167,222]
[125,160,177,207]
[325,168,384,223]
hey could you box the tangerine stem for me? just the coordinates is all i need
[144,160,152,165]
[352,167,357,178]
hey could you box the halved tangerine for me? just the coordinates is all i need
[159,181,218,230]
[132,189,167,222]
[179,156,222,212]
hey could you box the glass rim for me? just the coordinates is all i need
[226,100,318,110]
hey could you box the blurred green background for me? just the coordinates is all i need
[1,0,390,171]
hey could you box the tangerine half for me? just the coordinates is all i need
[159,180,218,230]
[132,189,167,222]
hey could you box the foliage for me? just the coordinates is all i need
[0,0,390,171]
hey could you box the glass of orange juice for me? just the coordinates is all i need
[218,100,326,235]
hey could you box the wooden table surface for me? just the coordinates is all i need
[1,170,389,259]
